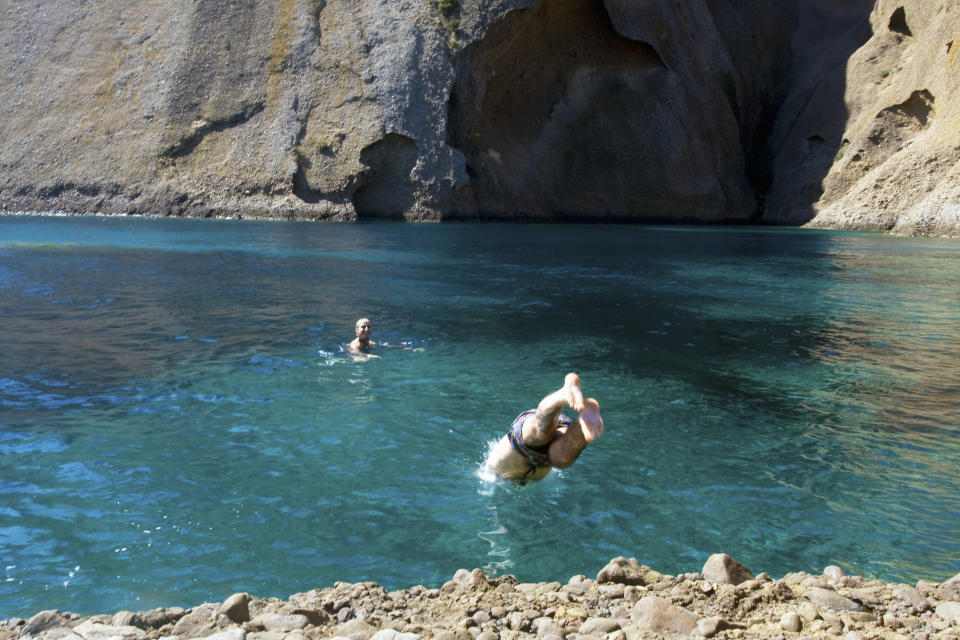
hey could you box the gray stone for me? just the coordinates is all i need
[696,616,739,638]
[533,619,563,638]
[171,605,220,640]
[111,613,139,629]
[370,631,419,640]
[936,602,960,622]
[250,615,307,633]
[246,632,285,640]
[882,612,901,628]
[577,618,620,636]
[335,619,376,640]
[701,554,754,586]
[219,594,251,624]
[804,588,862,613]
[823,565,847,582]
[470,612,490,626]
[198,630,245,640]
[779,611,802,632]
[892,584,931,611]
[797,600,820,621]
[597,558,646,586]
[629,596,697,639]
[20,612,67,638]
[70,621,148,640]
[138,608,186,630]
[31,629,77,640]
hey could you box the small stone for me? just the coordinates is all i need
[701,554,754,586]
[251,614,308,632]
[780,611,802,632]
[200,630,245,640]
[597,558,647,586]
[797,600,820,621]
[936,602,960,622]
[892,584,930,611]
[471,612,491,626]
[882,612,901,628]
[533,619,563,638]
[220,593,251,624]
[805,587,862,612]
[843,632,865,640]
[629,596,697,637]
[823,565,847,582]
[21,611,66,637]
[70,621,148,640]
[800,576,830,589]
[336,619,376,640]
[695,616,723,637]
[111,612,138,628]
[577,618,619,636]
[370,631,419,640]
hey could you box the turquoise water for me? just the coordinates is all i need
[0,215,958,618]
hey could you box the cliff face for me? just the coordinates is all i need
[0,0,957,233]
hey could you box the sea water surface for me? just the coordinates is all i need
[0,215,958,618]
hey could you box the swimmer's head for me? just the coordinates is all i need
[355,318,372,341]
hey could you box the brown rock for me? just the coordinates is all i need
[220,593,251,624]
[804,587,862,613]
[701,554,754,586]
[780,611,802,632]
[597,557,647,586]
[20,612,67,638]
[629,596,697,639]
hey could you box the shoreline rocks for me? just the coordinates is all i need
[5,555,959,640]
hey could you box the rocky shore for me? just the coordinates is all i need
[5,555,959,640]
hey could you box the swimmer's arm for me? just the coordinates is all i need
[381,342,425,352]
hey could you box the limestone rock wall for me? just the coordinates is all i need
[0,0,957,233]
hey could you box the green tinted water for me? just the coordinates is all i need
[0,216,957,617]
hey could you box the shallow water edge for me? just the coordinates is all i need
[4,209,959,238]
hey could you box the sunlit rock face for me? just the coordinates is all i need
[789,0,960,236]
[0,0,956,233]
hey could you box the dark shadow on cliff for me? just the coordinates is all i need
[447,0,876,224]
[447,0,687,220]
[760,0,875,225]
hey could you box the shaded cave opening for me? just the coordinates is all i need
[351,134,418,220]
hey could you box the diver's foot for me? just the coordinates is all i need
[563,372,585,413]
[579,398,604,443]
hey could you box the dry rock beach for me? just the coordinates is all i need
[5,554,960,640]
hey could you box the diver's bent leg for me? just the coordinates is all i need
[524,373,584,444]
[547,397,603,468]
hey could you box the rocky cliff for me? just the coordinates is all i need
[0,0,957,234]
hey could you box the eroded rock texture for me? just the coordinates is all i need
[0,0,958,233]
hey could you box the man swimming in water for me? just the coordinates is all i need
[348,317,378,356]
[348,317,424,357]
[485,373,604,484]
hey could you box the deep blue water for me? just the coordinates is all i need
[0,214,958,618]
